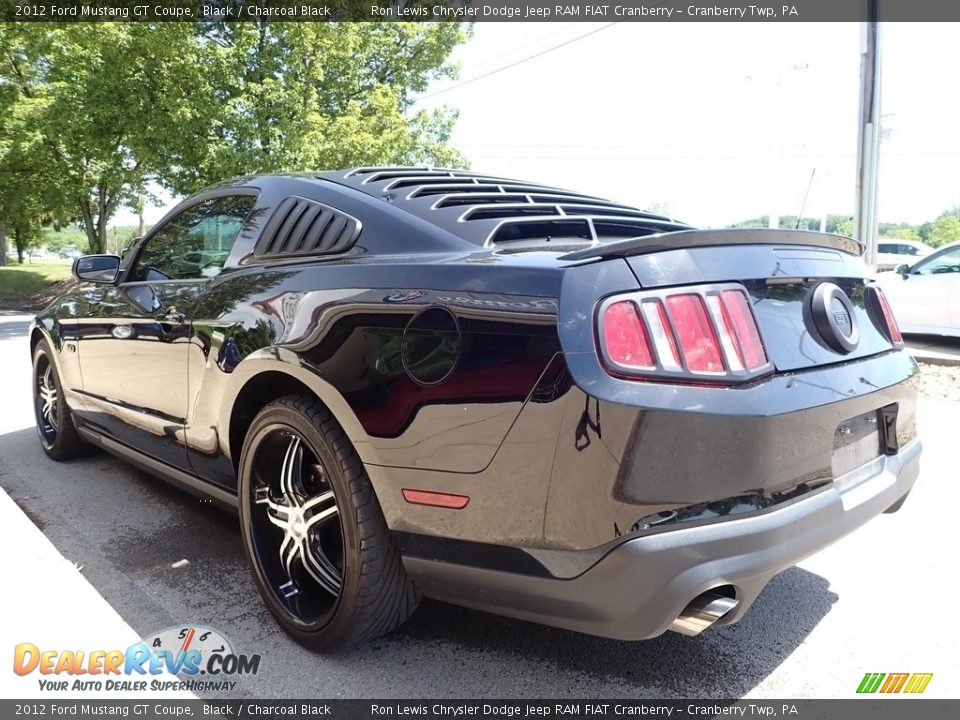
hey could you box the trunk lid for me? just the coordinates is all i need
[562,229,895,373]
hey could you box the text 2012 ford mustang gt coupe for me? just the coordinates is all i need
[31,168,921,649]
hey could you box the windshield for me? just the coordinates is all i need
[912,245,960,275]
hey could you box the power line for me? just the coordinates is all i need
[417,23,619,101]
[464,25,580,75]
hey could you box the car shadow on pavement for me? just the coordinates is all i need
[388,569,836,697]
[0,424,837,699]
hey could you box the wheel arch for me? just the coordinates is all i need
[29,322,64,376]
[222,350,378,478]
[30,326,46,354]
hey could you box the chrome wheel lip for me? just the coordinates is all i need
[34,356,59,447]
[246,424,345,628]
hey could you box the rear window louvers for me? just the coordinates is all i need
[466,207,559,220]
[594,220,667,238]
[320,167,697,248]
[485,216,678,247]
[346,166,435,178]
[490,219,593,245]
[388,176,534,191]
[364,171,460,184]
[410,184,504,198]
[558,203,671,221]
[435,194,531,208]
[254,196,361,259]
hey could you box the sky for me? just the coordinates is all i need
[114,22,960,230]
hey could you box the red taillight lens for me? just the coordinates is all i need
[602,301,654,368]
[718,289,769,370]
[664,294,724,372]
[874,287,904,345]
[598,285,771,384]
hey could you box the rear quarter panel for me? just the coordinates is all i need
[185,257,564,488]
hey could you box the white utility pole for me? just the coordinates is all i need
[854,2,882,265]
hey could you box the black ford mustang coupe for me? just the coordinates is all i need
[31,168,921,649]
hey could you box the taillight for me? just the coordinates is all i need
[602,301,655,368]
[664,294,724,373]
[597,285,772,384]
[715,289,768,370]
[870,286,904,346]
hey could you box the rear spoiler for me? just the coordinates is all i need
[558,228,864,261]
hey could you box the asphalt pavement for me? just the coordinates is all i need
[0,311,956,699]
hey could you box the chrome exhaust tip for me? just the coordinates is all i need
[669,591,738,637]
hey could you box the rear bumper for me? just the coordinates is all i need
[404,438,921,640]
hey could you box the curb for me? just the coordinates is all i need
[910,352,960,368]
[0,487,194,698]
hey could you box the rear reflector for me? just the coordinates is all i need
[597,284,771,384]
[872,287,904,346]
[402,488,470,509]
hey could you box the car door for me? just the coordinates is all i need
[73,193,257,469]
[881,245,960,332]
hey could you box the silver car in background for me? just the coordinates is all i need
[874,239,934,272]
[873,240,960,337]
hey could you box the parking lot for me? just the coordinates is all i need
[0,311,956,699]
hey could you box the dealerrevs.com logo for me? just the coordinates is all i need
[13,626,261,693]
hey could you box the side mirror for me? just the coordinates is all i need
[894,263,910,276]
[73,254,120,284]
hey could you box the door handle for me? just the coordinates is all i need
[157,307,186,324]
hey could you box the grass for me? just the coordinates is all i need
[0,260,74,306]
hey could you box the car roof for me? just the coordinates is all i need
[880,239,930,247]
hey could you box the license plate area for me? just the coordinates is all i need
[831,409,883,478]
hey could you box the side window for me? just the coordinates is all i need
[131,195,256,282]
[878,243,895,254]
[914,246,960,275]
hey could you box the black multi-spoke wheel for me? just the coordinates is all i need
[238,395,420,649]
[249,429,344,624]
[32,339,88,460]
[35,360,59,444]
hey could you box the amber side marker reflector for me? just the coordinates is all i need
[401,488,470,509]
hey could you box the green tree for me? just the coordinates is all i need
[832,218,854,237]
[164,23,467,194]
[0,58,65,263]
[879,225,921,242]
[41,225,88,255]
[928,208,960,248]
[1,23,212,253]
[0,22,468,254]
[728,215,769,229]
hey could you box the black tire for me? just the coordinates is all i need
[32,339,89,461]
[238,394,420,650]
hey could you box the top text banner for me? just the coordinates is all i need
[1,0,956,22]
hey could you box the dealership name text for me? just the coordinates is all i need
[372,5,801,20]
[369,705,799,717]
